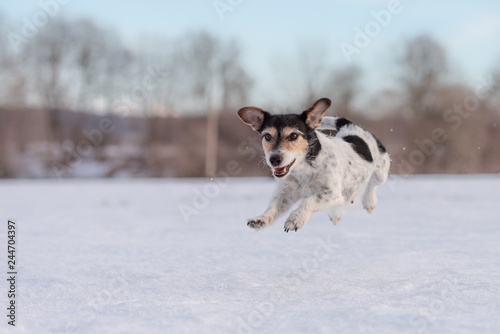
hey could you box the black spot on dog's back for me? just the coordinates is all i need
[336,118,353,130]
[375,137,387,153]
[343,135,373,162]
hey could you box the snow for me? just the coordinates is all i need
[0,175,499,334]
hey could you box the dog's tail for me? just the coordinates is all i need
[317,116,353,131]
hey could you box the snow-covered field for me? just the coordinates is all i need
[0,175,499,334]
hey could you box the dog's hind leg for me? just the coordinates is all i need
[362,178,378,213]
[363,154,390,213]
[328,203,345,225]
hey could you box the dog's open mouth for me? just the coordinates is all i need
[273,159,296,178]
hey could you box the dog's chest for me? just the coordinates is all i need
[284,162,332,197]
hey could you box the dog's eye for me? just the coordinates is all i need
[263,134,272,142]
[289,133,299,141]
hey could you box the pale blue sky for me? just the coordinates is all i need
[2,0,500,108]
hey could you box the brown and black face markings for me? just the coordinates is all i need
[260,127,278,154]
[278,126,309,153]
[261,125,309,176]
[237,98,332,169]
[261,126,309,155]
[259,113,322,164]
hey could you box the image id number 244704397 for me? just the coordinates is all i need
[7,220,17,327]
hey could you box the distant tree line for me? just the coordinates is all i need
[0,13,499,177]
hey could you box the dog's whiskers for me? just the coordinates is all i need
[258,157,267,168]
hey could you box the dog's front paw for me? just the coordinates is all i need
[329,216,341,225]
[284,213,306,233]
[247,216,273,230]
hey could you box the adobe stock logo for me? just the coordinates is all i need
[7,0,71,53]
[339,0,408,63]
[213,0,244,21]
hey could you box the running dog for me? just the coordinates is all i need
[237,98,390,232]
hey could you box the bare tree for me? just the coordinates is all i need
[177,31,253,177]
[178,31,221,111]
[132,35,177,118]
[219,40,253,111]
[29,18,79,113]
[73,19,109,111]
[328,65,362,116]
[23,17,78,152]
[296,43,332,107]
[181,31,220,178]
[0,15,29,107]
[0,18,12,174]
[133,36,181,176]
[74,20,134,112]
[491,65,500,111]
[396,34,448,114]
[0,14,8,105]
[273,42,339,109]
[273,42,362,116]
[24,17,136,145]
[0,16,5,79]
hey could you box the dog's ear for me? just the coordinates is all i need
[304,98,331,129]
[237,107,268,131]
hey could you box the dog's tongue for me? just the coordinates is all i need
[274,166,286,175]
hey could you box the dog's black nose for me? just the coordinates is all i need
[270,155,282,167]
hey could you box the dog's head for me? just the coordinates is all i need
[237,98,331,178]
